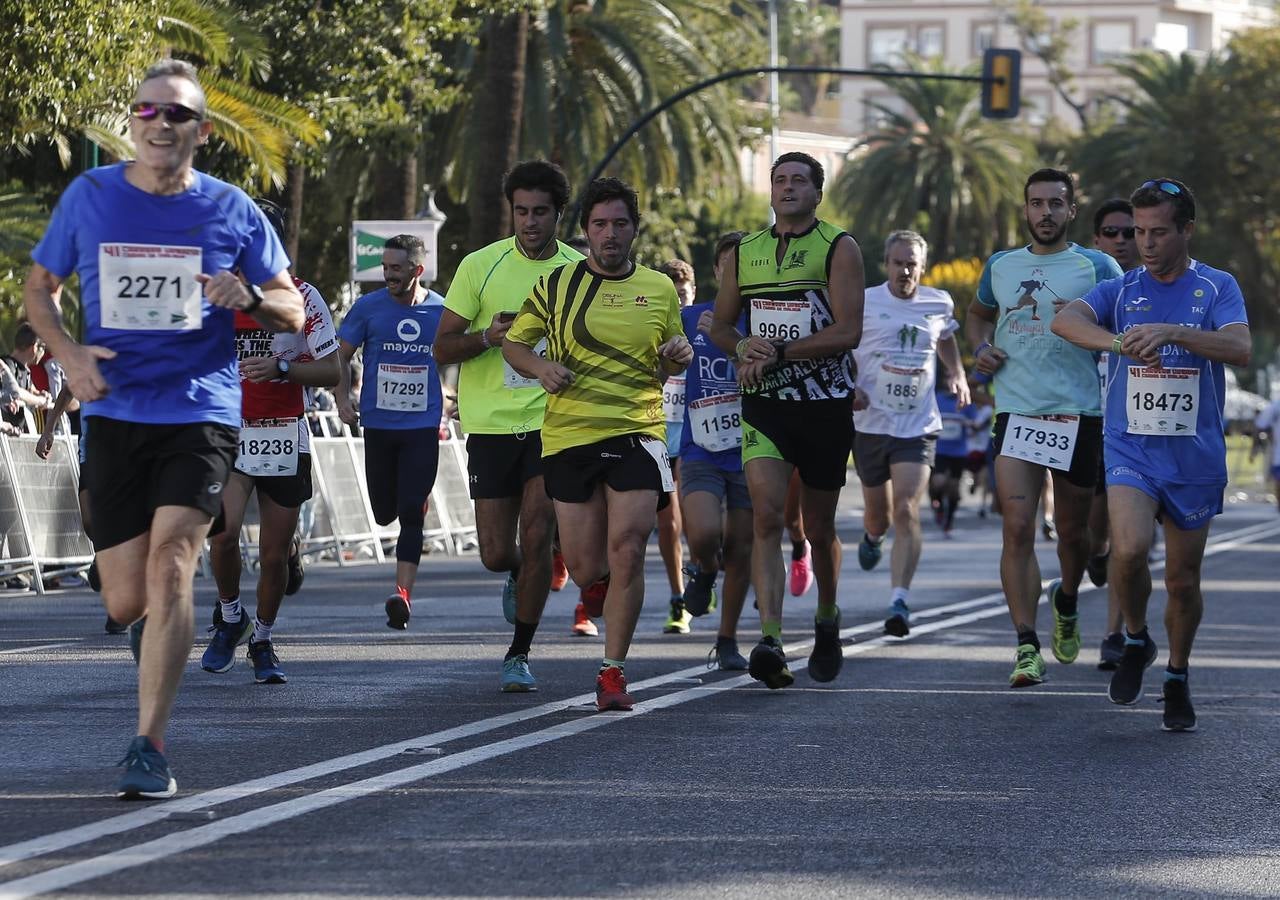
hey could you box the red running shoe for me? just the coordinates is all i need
[580,575,609,619]
[571,602,598,637]
[551,551,569,592]
[595,666,633,711]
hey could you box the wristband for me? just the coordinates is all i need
[976,341,992,357]
[243,284,265,314]
[1111,334,1123,354]
[480,329,492,350]
[734,337,751,361]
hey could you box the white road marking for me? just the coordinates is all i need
[0,519,1275,897]
[0,643,82,656]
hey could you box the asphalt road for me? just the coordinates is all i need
[1,494,1278,899]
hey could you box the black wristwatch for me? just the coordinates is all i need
[244,284,266,313]
[276,359,291,379]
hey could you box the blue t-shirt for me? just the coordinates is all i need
[976,244,1121,417]
[1082,260,1248,485]
[31,163,288,427]
[338,288,443,430]
[679,302,744,471]
[934,390,983,458]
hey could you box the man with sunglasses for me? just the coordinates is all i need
[1088,198,1141,670]
[24,59,304,799]
[1054,178,1251,732]
[966,168,1123,689]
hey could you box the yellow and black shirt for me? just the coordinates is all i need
[737,219,856,402]
[507,260,683,457]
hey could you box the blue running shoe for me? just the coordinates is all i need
[858,534,883,571]
[502,572,518,625]
[201,612,251,674]
[116,736,176,800]
[247,640,287,684]
[129,616,146,664]
[501,654,538,692]
[708,636,748,671]
[884,598,910,637]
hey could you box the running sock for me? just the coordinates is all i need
[146,736,165,753]
[1017,629,1040,651]
[791,540,807,561]
[890,586,910,608]
[599,658,625,672]
[865,532,885,546]
[1164,666,1188,682]
[395,584,411,607]
[1124,627,1151,646]
[252,616,274,644]
[219,596,242,623]
[816,602,839,622]
[1053,588,1078,617]
[762,621,783,641]
[506,618,538,659]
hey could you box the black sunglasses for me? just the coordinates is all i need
[1140,179,1182,196]
[1099,226,1135,239]
[130,102,203,124]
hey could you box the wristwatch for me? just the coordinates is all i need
[244,284,266,313]
[276,359,290,379]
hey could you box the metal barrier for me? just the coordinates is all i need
[0,433,93,594]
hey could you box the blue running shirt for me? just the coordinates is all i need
[31,163,288,427]
[934,389,983,458]
[1081,260,1248,485]
[976,244,1121,417]
[338,288,443,430]
[679,302,745,471]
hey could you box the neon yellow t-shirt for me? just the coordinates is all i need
[507,260,684,457]
[444,236,583,434]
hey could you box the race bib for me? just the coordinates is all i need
[377,364,429,412]
[504,337,547,389]
[1000,413,1079,471]
[875,364,924,413]
[1126,367,1199,436]
[235,418,298,476]
[939,415,965,443]
[98,243,202,331]
[638,435,676,493]
[749,298,811,342]
[688,393,742,452]
[663,374,687,424]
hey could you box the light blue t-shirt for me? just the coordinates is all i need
[31,163,288,427]
[976,244,1121,417]
[338,288,443,430]
[1082,260,1248,485]
[679,302,744,471]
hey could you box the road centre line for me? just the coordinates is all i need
[1,519,1276,890]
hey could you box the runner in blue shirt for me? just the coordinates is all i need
[966,168,1123,689]
[336,234,444,631]
[929,385,984,537]
[1054,178,1251,732]
[23,59,304,800]
[675,232,753,669]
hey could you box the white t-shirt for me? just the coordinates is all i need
[1255,399,1280,468]
[852,283,959,438]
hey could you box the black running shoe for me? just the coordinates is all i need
[88,558,101,592]
[285,536,305,596]
[1108,634,1158,705]
[748,636,794,690]
[105,615,127,635]
[129,616,146,664]
[808,611,843,683]
[1097,632,1124,671]
[1086,551,1109,588]
[1159,678,1196,732]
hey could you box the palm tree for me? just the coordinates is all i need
[830,55,1034,262]
[435,0,764,246]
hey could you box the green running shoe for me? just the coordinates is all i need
[1048,579,1080,664]
[663,598,692,634]
[1009,643,1046,688]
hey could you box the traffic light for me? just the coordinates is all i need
[981,48,1021,119]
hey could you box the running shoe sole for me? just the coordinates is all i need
[385,596,411,630]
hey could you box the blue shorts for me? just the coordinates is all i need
[1106,464,1223,532]
[678,458,750,510]
[666,420,683,461]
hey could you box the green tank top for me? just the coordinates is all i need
[736,219,855,402]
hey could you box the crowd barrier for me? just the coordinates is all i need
[0,416,479,594]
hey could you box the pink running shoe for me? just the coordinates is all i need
[789,543,814,596]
